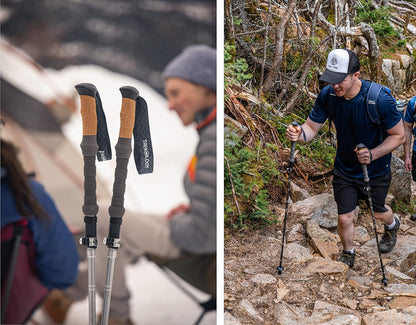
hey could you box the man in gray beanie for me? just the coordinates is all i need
[43,45,217,325]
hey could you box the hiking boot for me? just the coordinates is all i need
[42,289,73,324]
[338,250,355,268]
[379,216,400,253]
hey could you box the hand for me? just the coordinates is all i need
[167,204,190,220]
[404,157,412,171]
[286,124,302,142]
[354,146,372,165]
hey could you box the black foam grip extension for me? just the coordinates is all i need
[289,121,300,163]
[133,96,154,174]
[81,138,99,216]
[84,216,97,237]
[108,138,132,233]
[289,141,296,163]
[356,143,370,183]
[362,164,370,183]
[108,217,123,238]
[108,157,128,217]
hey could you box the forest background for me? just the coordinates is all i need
[224,0,416,230]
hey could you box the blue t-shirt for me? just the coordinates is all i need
[403,96,416,151]
[309,80,402,178]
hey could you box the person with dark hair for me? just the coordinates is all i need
[44,44,216,325]
[1,135,79,313]
[286,48,404,268]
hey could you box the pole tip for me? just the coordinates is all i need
[277,266,284,274]
[382,278,388,286]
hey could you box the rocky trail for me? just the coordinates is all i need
[224,178,416,324]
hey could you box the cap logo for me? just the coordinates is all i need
[331,57,337,66]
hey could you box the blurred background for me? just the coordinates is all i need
[1,1,216,324]
[1,0,216,93]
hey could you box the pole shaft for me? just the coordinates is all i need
[101,248,118,325]
[360,156,388,285]
[278,162,293,269]
[87,248,96,325]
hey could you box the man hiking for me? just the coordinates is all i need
[286,48,404,268]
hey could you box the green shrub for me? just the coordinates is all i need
[224,42,253,88]
[356,1,400,43]
[224,129,281,228]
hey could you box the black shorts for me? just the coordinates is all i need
[332,168,390,215]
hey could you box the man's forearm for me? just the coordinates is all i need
[404,122,413,159]
[297,119,322,143]
[371,134,404,161]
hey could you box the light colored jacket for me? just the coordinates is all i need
[170,106,216,254]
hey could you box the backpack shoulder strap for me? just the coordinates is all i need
[366,82,383,125]
[366,82,386,144]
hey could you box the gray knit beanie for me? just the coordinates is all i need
[162,44,216,91]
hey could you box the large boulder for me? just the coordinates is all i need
[390,154,412,202]
[382,54,414,94]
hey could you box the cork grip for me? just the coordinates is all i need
[119,86,139,138]
[80,95,97,136]
[119,98,136,138]
[75,83,98,136]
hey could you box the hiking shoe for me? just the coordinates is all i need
[379,216,400,253]
[338,250,356,268]
[42,289,73,324]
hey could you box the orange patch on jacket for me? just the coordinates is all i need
[187,155,198,182]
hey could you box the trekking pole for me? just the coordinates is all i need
[101,85,154,325]
[277,121,300,275]
[75,83,112,325]
[100,86,137,325]
[356,143,388,286]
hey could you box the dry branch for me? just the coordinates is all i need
[261,0,297,94]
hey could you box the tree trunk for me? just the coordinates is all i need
[359,22,381,82]
[261,0,297,95]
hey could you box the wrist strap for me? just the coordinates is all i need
[300,126,306,142]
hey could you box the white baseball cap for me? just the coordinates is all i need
[319,49,360,84]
